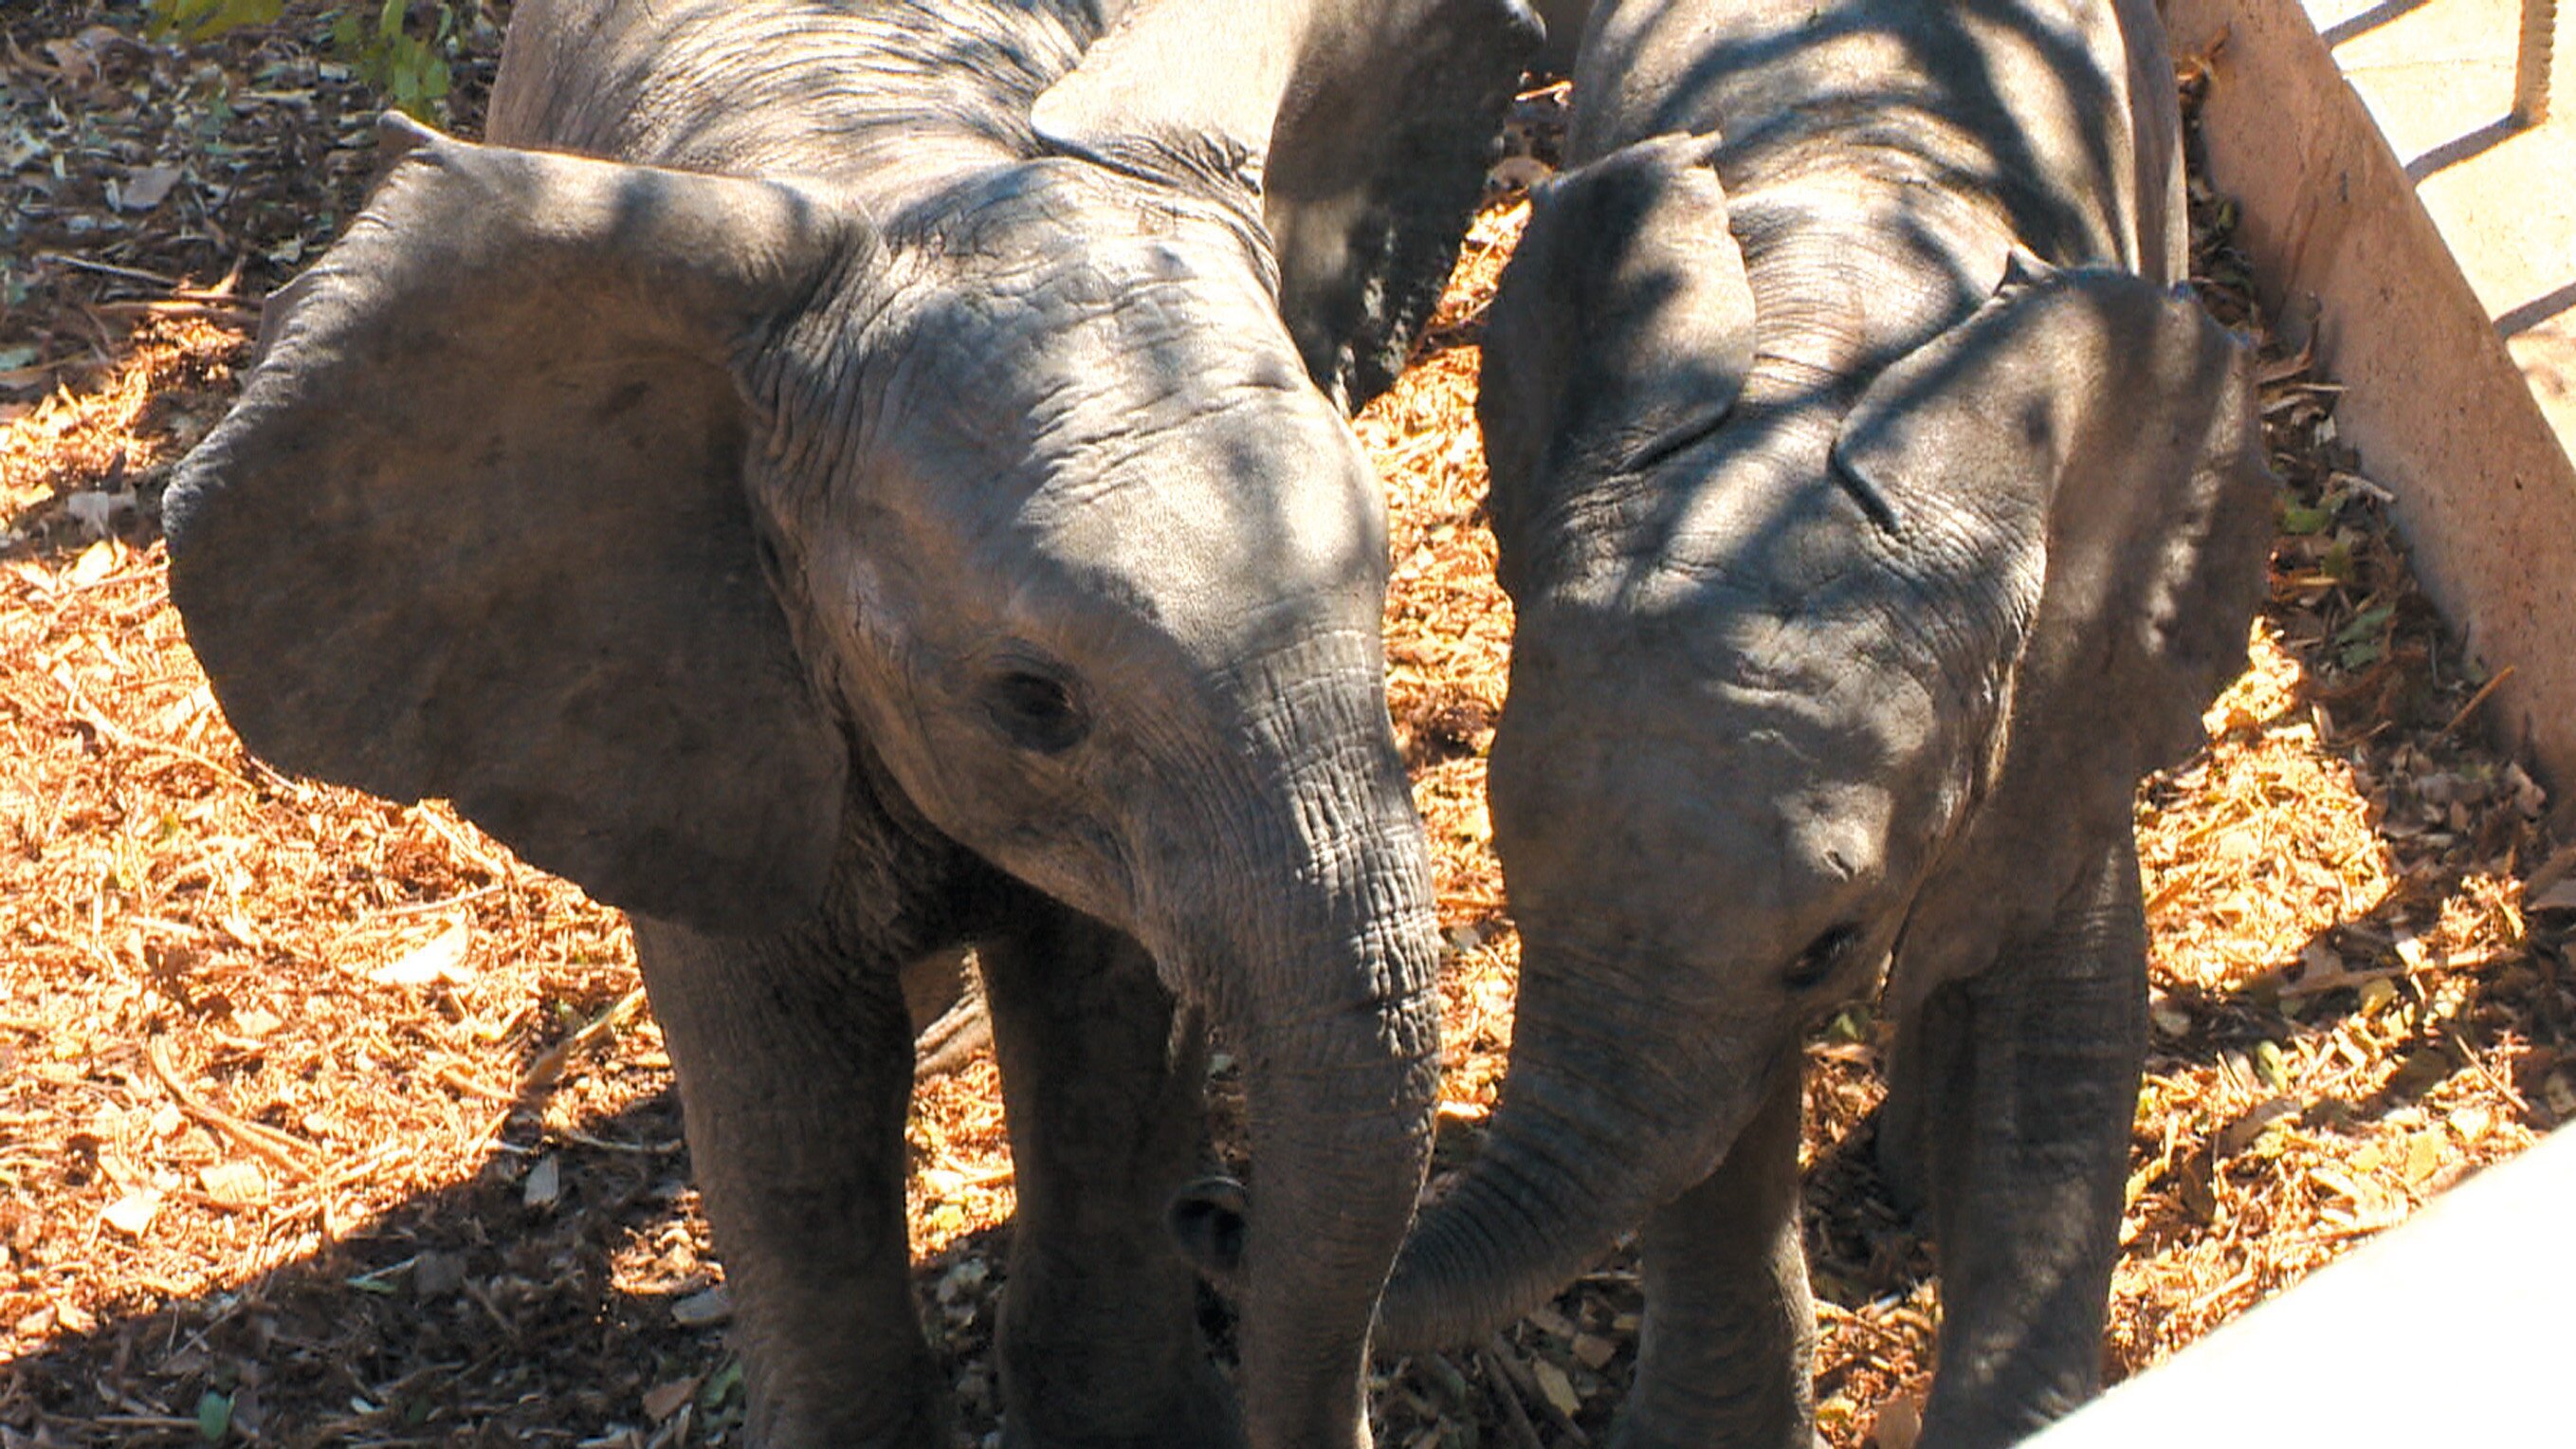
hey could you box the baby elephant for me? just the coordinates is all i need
[1363,0,2277,1443]
[162,0,1539,1445]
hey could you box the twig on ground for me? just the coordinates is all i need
[521,986,647,1091]
[145,1036,317,1181]
[2440,664,2516,737]
[558,1126,685,1156]
[1475,1348,1549,1449]
[1484,1335,1588,1445]
[36,252,189,288]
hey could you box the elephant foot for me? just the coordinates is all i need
[1608,1411,1823,1449]
[996,1338,1244,1449]
[745,1373,949,1449]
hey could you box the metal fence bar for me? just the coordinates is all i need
[2517,0,2557,124]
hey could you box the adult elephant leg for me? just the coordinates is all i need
[1613,1061,1818,1449]
[1918,834,2149,1449]
[631,915,943,1449]
[977,891,1239,1449]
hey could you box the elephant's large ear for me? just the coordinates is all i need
[1477,133,1754,577]
[1032,0,1544,411]
[164,119,866,934]
[1831,268,2275,793]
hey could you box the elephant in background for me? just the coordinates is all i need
[1345,0,2274,1443]
[160,0,1541,1444]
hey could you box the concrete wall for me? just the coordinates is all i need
[2164,0,2576,818]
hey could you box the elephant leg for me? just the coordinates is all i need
[977,893,1240,1449]
[1878,982,1971,1221]
[1613,1061,1818,1449]
[631,915,943,1449]
[1917,833,2148,1449]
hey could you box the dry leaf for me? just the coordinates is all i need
[101,1187,164,1237]
[371,922,472,988]
[66,541,117,588]
[117,163,183,211]
[2402,1131,2444,1185]
[521,1153,561,1208]
[1870,1391,1924,1449]
[643,1376,700,1422]
[198,1161,267,1208]
[670,1285,732,1328]
[2148,997,2192,1036]
[1526,1356,1581,1418]
[411,1250,467,1300]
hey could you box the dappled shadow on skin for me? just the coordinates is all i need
[0,1085,1018,1447]
[1614,0,2131,266]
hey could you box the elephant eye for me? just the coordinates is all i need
[1782,923,1861,991]
[982,667,1090,754]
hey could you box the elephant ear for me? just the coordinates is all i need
[1032,0,1544,411]
[1477,132,1755,576]
[163,118,865,934]
[1832,267,2275,804]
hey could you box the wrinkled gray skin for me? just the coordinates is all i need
[158,1,1540,1445]
[1355,0,2274,1444]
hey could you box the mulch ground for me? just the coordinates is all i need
[4,5,2569,1446]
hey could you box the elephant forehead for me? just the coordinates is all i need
[800,324,1379,666]
[901,251,1297,415]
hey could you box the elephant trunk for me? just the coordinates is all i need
[1232,1005,1440,1446]
[1373,953,1781,1353]
[1175,651,1445,1449]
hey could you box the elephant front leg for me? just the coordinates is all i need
[631,916,945,1449]
[977,893,1241,1449]
[1916,834,2149,1449]
[1614,1062,1819,1449]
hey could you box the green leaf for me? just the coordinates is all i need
[2279,502,2333,535]
[196,1390,233,1443]
[2332,601,2395,647]
[2251,1039,2289,1091]
[699,1357,745,1410]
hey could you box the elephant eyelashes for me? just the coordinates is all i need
[1782,923,1862,991]
[982,667,1091,754]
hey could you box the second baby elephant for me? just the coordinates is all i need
[1344,0,2278,1445]
[159,0,1541,1445]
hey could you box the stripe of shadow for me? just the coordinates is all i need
[2320,0,2436,48]
[2496,279,2576,339]
[2404,116,2521,182]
